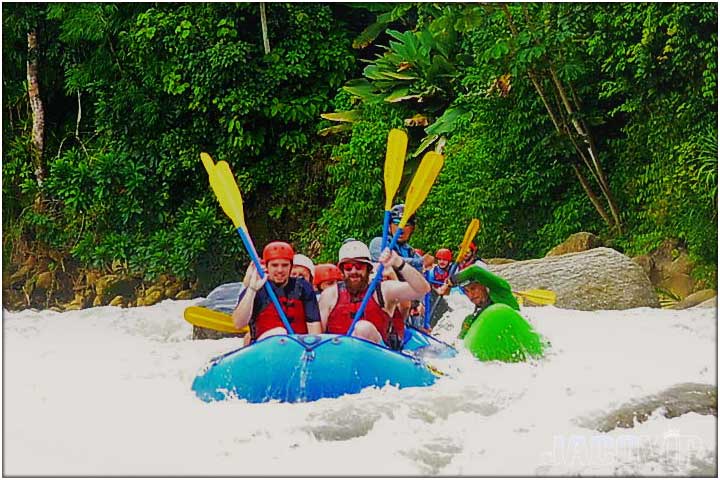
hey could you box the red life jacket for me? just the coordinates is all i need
[252,281,308,340]
[326,282,392,342]
[432,265,450,284]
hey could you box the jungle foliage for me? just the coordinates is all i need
[3,3,717,290]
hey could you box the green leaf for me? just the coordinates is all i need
[320,110,361,123]
[343,78,383,102]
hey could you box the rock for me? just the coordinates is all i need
[671,289,717,310]
[85,270,101,287]
[164,284,181,299]
[109,295,125,307]
[35,271,54,290]
[175,289,195,300]
[631,255,654,278]
[489,247,660,310]
[94,274,139,299]
[486,258,516,265]
[9,264,33,285]
[659,273,694,299]
[545,232,602,257]
[140,288,164,306]
[692,296,717,309]
[578,383,717,433]
[192,325,244,341]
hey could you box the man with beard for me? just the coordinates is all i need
[319,240,430,347]
[233,241,322,343]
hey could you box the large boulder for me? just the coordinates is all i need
[577,383,717,433]
[489,247,660,310]
[545,232,603,257]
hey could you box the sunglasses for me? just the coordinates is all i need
[341,261,368,272]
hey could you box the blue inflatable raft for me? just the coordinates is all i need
[192,333,439,403]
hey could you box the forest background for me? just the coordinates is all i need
[2,3,717,308]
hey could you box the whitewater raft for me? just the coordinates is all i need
[189,283,456,403]
[192,333,443,403]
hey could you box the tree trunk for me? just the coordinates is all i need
[27,29,46,190]
[501,4,622,233]
[260,3,270,54]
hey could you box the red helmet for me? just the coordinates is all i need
[313,263,343,286]
[414,248,424,256]
[435,248,452,261]
[262,241,294,262]
[468,241,477,252]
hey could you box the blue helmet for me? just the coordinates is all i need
[390,204,416,226]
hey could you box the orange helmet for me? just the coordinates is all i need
[313,263,343,286]
[262,241,294,262]
[435,248,452,261]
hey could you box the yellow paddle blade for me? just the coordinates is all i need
[399,151,444,228]
[184,306,249,334]
[384,129,408,210]
[215,161,247,230]
[513,289,557,306]
[201,152,223,203]
[455,218,480,263]
[201,153,238,227]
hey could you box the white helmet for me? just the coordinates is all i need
[338,240,374,268]
[293,254,315,277]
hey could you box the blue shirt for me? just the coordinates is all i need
[369,236,423,271]
[237,277,320,324]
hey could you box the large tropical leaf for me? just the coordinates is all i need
[320,110,361,123]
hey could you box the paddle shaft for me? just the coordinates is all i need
[346,226,404,336]
[381,210,391,251]
[236,227,294,334]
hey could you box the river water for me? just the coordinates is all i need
[3,294,716,476]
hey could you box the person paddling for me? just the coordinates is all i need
[319,240,429,347]
[369,204,423,271]
[453,242,489,274]
[423,248,454,329]
[233,241,321,343]
[448,264,545,362]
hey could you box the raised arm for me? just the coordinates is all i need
[231,263,266,329]
[378,248,430,304]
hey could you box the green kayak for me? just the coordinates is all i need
[462,303,545,362]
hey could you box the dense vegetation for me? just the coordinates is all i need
[3,3,717,296]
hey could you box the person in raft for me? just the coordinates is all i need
[233,241,322,343]
[452,241,489,273]
[313,263,343,294]
[291,253,315,285]
[447,264,545,362]
[318,240,429,347]
[369,204,423,272]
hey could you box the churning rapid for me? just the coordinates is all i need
[3,295,716,476]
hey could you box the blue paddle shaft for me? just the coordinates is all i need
[236,227,294,334]
[381,210,391,251]
[346,226,403,336]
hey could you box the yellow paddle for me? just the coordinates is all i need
[348,150,445,334]
[382,129,408,249]
[399,151,444,229]
[455,218,480,264]
[184,306,249,334]
[513,289,557,306]
[200,153,293,333]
